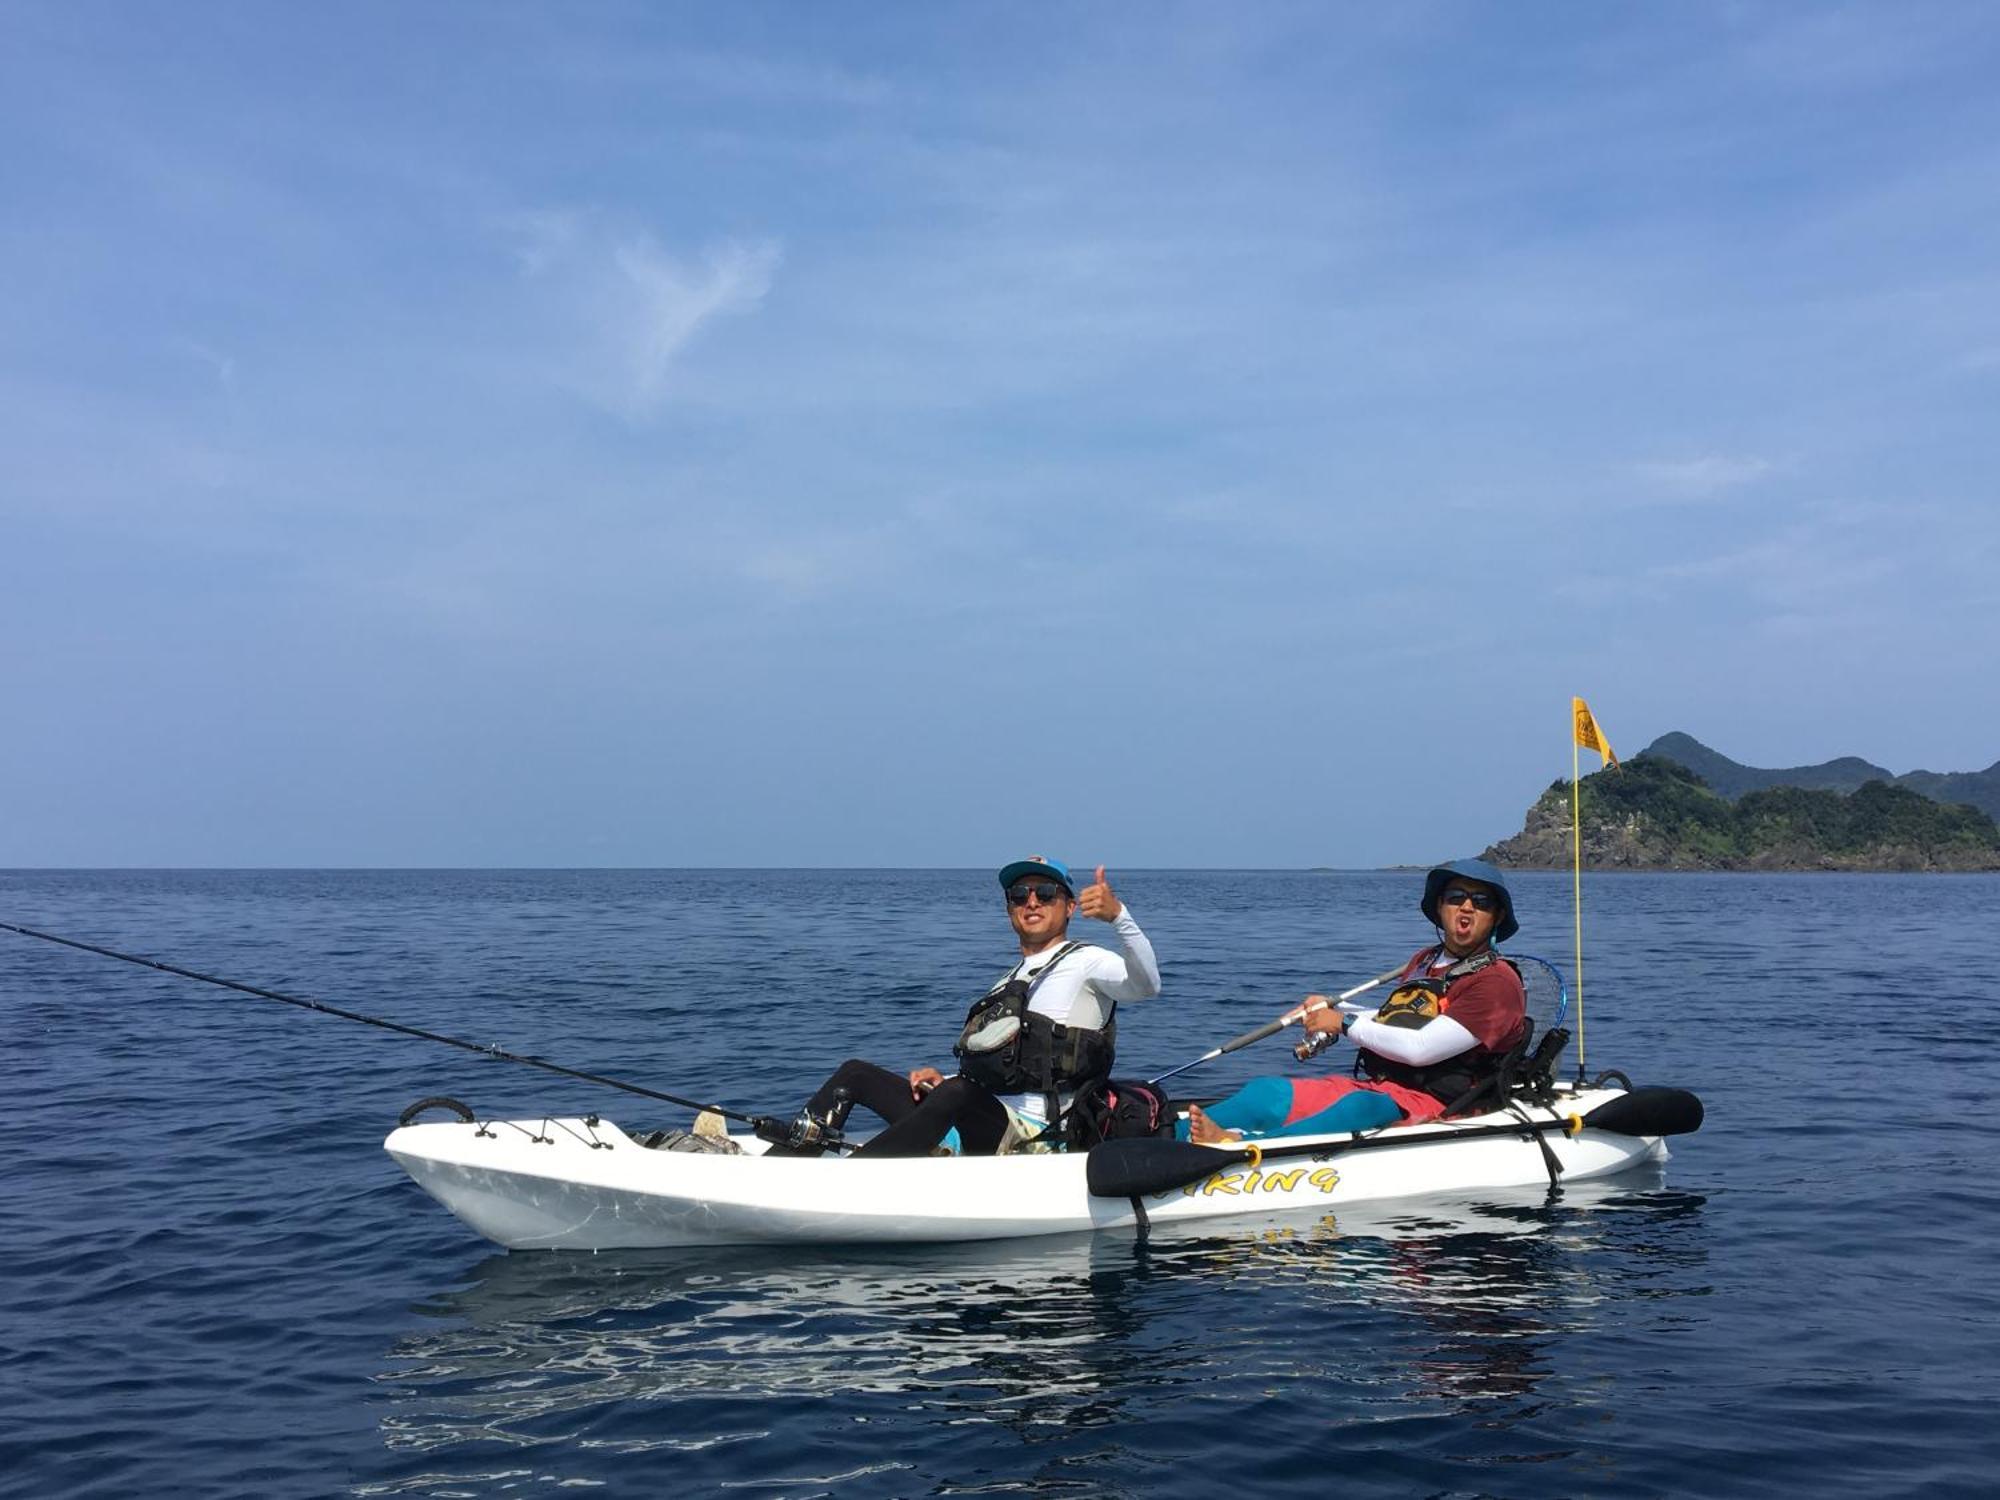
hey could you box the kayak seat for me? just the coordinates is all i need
[1439,1020,1571,1118]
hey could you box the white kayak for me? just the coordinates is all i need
[384,1083,1702,1251]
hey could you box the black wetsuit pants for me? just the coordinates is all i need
[775,1058,1011,1158]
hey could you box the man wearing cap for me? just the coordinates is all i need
[1188,858,1528,1143]
[767,857,1161,1158]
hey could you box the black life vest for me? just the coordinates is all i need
[1355,947,1524,1106]
[954,943,1116,1115]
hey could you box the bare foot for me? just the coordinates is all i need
[1187,1105,1242,1146]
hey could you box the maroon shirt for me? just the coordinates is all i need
[1393,946,1530,1055]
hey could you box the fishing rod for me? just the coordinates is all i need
[1148,966,1405,1087]
[0,918,767,1128]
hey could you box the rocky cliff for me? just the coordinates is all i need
[1484,754,2000,872]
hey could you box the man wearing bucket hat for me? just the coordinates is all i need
[1187,858,1528,1143]
[765,857,1160,1158]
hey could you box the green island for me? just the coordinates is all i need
[1484,735,2000,872]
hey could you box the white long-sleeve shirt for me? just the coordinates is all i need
[1346,1012,1481,1067]
[988,905,1161,1120]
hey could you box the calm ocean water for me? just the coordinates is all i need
[3,868,1996,1499]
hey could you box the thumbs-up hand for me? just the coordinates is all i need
[1077,864,1122,922]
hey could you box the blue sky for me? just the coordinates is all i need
[5,2,1998,867]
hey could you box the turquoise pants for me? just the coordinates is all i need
[1178,1076,1404,1140]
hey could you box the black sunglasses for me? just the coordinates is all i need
[1439,887,1498,911]
[1007,881,1070,907]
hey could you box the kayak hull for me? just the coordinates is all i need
[385,1087,1670,1251]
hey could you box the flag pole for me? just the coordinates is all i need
[1571,720,1586,1081]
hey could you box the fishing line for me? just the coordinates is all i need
[0,918,761,1125]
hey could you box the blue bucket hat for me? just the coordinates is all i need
[1420,858,1518,944]
[998,855,1075,896]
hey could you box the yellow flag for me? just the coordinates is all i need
[1573,696,1618,766]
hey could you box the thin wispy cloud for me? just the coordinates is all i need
[613,237,781,410]
[505,216,782,418]
[1632,455,1779,499]
[501,209,581,276]
[180,340,238,397]
[1554,503,1963,644]
[1734,3,1991,92]
[548,42,890,108]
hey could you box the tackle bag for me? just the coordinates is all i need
[1064,1078,1174,1150]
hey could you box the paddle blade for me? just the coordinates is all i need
[1582,1086,1704,1138]
[1087,1137,1250,1198]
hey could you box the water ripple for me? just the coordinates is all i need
[4,869,1999,1497]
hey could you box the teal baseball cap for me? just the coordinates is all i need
[997,856,1075,895]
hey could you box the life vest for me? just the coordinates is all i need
[954,943,1116,1114]
[1355,947,1524,1106]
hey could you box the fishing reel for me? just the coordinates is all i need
[753,1108,848,1153]
[1293,1029,1340,1062]
[1293,1008,1354,1062]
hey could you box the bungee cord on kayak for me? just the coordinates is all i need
[0,917,769,1130]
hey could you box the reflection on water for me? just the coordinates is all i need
[371,1168,1708,1472]
[19,868,1997,1497]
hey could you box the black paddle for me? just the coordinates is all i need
[1086,1086,1704,1199]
